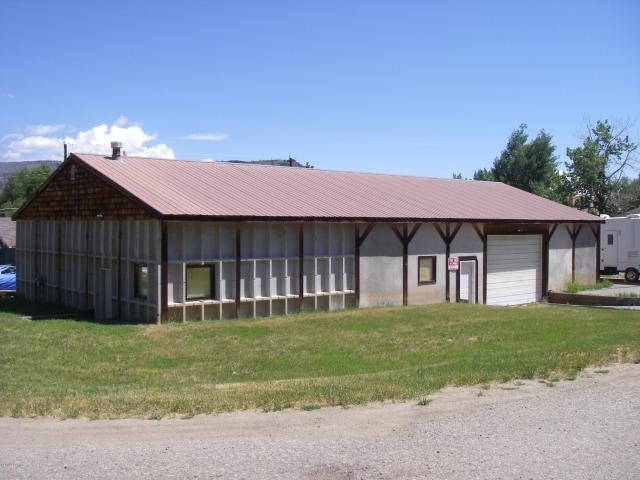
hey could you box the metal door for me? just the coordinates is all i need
[459,260,475,304]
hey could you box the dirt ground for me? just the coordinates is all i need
[1,363,639,479]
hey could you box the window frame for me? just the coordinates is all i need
[417,255,437,285]
[134,263,149,299]
[186,264,216,301]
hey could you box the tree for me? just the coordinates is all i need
[611,175,640,214]
[473,124,561,200]
[0,165,53,214]
[565,120,638,215]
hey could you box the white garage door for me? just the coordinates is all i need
[487,235,542,306]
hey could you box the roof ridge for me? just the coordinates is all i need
[73,153,495,183]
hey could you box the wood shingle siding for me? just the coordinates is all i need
[18,160,153,220]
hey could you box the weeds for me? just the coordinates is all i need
[564,280,613,294]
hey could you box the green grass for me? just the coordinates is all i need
[564,279,613,293]
[1,298,639,419]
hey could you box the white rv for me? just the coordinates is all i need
[600,214,640,282]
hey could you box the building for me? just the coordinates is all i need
[14,144,601,323]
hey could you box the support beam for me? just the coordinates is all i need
[390,223,421,306]
[434,223,462,303]
[298,223,304,311]
[117,220,122,321]
[160,220,168,324]
[354,223,374,307]
[235,225,242,318]
[590,224,601,282]
[472,224,488,304]
[84,220,89,310]
[565,224,583,282]
[542,223,560,295]
[34,220,40,303]
[56,222,62,305]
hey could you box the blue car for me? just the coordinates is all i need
[0,265,16,292]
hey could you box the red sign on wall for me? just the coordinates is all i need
[448,257,459,271]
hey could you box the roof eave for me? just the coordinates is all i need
[158,214,604,224]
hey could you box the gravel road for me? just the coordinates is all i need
[1,364,639,479]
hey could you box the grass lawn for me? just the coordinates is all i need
[1,298,639,419]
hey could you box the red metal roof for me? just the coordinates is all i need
[72,153,599,222]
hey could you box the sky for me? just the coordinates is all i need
[1,0,638,179]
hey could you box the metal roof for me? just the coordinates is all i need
[71,153,599,223]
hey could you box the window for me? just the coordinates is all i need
[418,256,436,284]
[134,264,149,298]
[186,265,215,300]
[607,234,614,246]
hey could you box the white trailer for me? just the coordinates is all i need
[600,214,640,282]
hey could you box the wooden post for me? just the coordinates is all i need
[84,220,90,310]
[56,222,62,305]
[589,224,601,282]
[472,224,487,304]
[235,224,241,318]
[390,223,421,306]
[434,223,462,303]
[160,220,168,324]
[542,224,559,296]
[117,220,122,321]
[298,223,304,311]
[565,224,583,282]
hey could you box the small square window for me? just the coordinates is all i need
[187,265,215,300]
[607,234,614,246]
[418,256,436,285]
[134,263,148,298]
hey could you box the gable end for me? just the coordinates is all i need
[15,157,156,220]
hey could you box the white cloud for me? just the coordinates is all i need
[114,116,129,127]
[25,124,65,135]
[182,133,228,141]
[1,121,175,161]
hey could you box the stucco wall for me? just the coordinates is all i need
[407,224,446,304]
[548,224,597,290]
[359,225,403,306]
[360,223,484,306]
[548,225,573,291]
[449,224,484,303]
[575,226,597,284]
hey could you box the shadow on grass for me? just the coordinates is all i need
[0,295,140,325]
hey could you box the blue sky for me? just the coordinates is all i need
[1,0,638,178]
